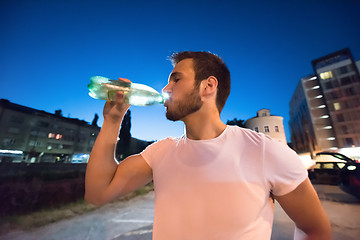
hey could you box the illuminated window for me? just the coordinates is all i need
[334,102,341,110]
[320,71,333,80]
[48,133,62,139]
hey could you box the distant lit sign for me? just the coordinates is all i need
[71,153,89,163]
[0,149,23,157]
[0,149,23,154]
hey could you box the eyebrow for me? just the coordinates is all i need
[169,72,183,80]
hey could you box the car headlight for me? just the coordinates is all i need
[347,165,356,171]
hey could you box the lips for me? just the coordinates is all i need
[164,98,171,107]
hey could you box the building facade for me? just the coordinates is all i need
[289,48,360,155]
[289,75,337,156]
[245,109,287,145]
[0,99,100,163]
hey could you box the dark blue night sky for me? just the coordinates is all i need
[1,0,359,141]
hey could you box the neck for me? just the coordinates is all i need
[182,107,226,140]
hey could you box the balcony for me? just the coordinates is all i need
[308,97,326,108]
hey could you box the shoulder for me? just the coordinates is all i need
[226,125,266,145]
[142,137,176,154]
[147,136,181,149]
[140,136,182,165]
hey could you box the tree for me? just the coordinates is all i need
[54,109,63,116]
[119,110,132,144]
[91,113,99,127]
[116,110,132,160]
[227,118,246,128]
[115,110,153,161]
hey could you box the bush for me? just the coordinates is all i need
[0,163,86,217]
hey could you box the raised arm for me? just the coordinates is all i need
[85,79,153,206]
[274,178,332,240]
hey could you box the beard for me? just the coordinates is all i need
[166,87,203,121]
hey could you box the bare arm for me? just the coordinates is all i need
[274,178,332,240]
[85,80,153,206]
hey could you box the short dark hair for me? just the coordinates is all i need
[170,51,231,113]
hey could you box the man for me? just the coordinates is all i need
[85,51,332,239]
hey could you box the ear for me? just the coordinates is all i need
[201,76,218,97]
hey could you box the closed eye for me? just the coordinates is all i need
[169,71,183,84]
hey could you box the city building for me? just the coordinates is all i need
[289,75,337,156]
[0,99,100,163]
[245,109,287,145]
[289,48,360,157]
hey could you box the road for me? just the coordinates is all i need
[2,185,359,240]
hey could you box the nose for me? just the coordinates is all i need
[162,82,171,94]
[162,83,172,102]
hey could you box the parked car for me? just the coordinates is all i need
[310,151,360,199]
[309,152,348,185]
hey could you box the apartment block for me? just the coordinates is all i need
[0,99,100,163]
[289,48,360,155]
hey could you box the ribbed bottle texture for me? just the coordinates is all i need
[88,76,167,106]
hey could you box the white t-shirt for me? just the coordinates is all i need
[141,126,308,240]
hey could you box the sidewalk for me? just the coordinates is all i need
[271,184,360,240]
[113,184,360,240]
[2,185,359,240]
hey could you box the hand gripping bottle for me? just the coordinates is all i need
[87,76,168,106]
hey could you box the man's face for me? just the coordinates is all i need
[163,59,203,121]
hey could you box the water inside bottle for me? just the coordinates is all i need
[88,76,169,106]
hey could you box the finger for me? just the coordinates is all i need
[115,91,125,101]
[115,91,131,106]
[118,77,132,83]
[115,91,131,111]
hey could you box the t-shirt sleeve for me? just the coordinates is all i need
[140,137,173,168]
[140,141,158,168]
[263,136,308,196]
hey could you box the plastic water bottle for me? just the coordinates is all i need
[88,76,168,106]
